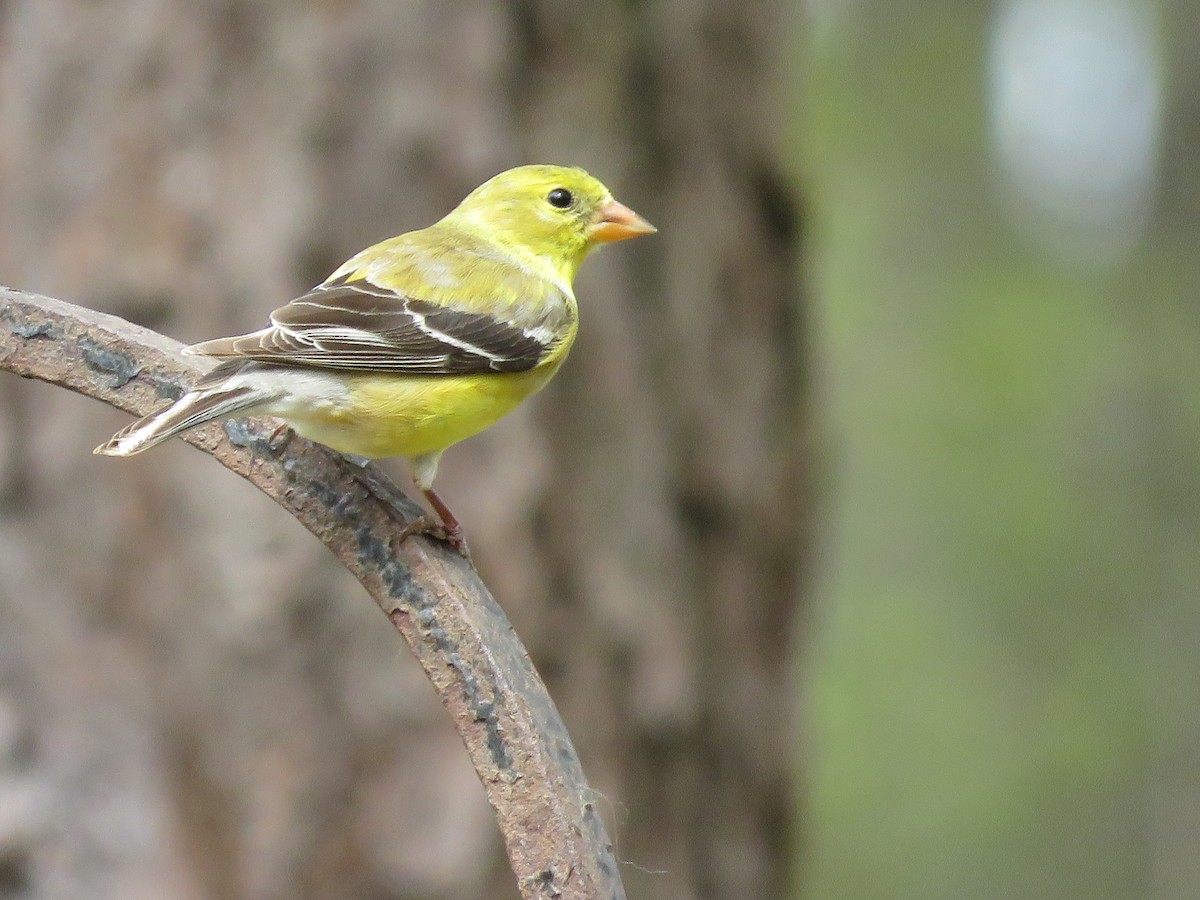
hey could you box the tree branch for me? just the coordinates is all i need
[0,286,625,900]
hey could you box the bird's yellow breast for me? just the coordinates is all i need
[284,350,569,460]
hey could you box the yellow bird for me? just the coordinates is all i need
[96,165,655,549]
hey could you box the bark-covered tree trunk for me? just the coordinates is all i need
[501,4,808,898]
[0,3,806,898]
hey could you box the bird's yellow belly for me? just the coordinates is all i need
[285,363,560,459]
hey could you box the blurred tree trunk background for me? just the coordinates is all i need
[0,3,806,900]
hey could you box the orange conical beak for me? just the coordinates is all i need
[589,199,657,243]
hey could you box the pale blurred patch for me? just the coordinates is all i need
[988,0,1163,266]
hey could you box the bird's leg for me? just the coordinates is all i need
[393,490,470,558]
[392,452,471,558]
[267,419,294,452]
[340,454,468,557]
[422,486,468,552]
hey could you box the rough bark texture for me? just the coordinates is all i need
[0,287,625,899]
[0,3,805,898]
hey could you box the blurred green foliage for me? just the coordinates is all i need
[790,2,1200,897]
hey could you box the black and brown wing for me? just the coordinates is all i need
[189,277,556,375]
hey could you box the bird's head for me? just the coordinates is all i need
[446,165,656,283]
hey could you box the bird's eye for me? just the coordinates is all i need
[547,188,574,209]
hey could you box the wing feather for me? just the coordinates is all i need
[190,275,556,375]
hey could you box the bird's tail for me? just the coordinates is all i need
[94,384,265,457]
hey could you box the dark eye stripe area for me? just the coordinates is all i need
[547,188,573,209]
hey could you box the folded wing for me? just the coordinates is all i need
[190,276,553,375]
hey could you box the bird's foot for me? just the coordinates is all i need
[394,516,471,559]
[347,465,472,560]
[267,420,294,452]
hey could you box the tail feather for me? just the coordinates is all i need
[94,386,263,457]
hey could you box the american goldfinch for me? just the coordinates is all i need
[96,164,655,548]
